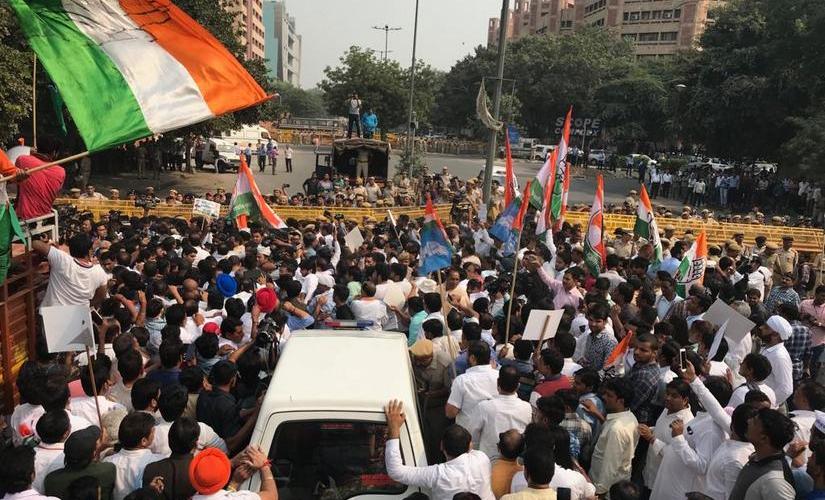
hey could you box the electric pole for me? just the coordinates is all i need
[372,24,402,61]
[483,0,511,206]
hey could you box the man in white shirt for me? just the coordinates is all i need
[758,315,795,406]
[151,384,227,456]
[445,342,499,428]
[655,275,683,320]
[659,244,685,277]
[33,234,108,308]
[70,357,125,426]
[589,377,639,496]
[464,366,532,459]
[103,412,166,500]
[384,400,495,500]
[728,353,777,408]
[0,446,61,500]
[350,281,389,330]
[32,410,70,493]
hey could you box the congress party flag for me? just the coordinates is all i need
[583,175,606,277]
[490,181,531,256]
[549,106,572,230]
[634,184,663,268]
[230,156,286,230]
[676,230,708,298]
[10,0,269,152]
[504,125,517,207]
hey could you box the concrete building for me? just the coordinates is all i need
[224,0,265,61]
[263,0,302,87]
[487,0,723,58]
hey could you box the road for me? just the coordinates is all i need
[88,145,678,210]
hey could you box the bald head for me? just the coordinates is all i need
[497,429,524,460]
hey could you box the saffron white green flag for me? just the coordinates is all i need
[675,230,708,297]
[230,157,286,230]
[633,184,663,268]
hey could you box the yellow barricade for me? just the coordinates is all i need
[563,211,825,254]
[54,199,451,226]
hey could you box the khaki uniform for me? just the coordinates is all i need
[773,248,799,284]
[613,239,636,259]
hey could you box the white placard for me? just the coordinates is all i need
[193,198,221,219]
[704,298,756,345]
[522,309,565,342]
[41,305,95,353]
[345,227,364,252]
[707,319,729,360]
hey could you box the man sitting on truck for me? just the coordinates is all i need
[384,399,496,500]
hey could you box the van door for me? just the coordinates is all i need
[249,410,422,499]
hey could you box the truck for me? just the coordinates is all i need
[195,138,241,172]
[218,124,272,149]
[498,138,540,160]
[246,330,427,499]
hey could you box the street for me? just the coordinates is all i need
[87,145,677,210]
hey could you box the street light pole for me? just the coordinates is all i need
[406,0,420,165]
[372,24,402,62]
[483,0,510,206]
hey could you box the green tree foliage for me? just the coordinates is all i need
[319,46,444,131]
[0,6,32,143]
[675,0,825,163]
[265,81,327,119]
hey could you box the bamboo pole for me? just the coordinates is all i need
[0,151,90,183]
[84,345,104,429]
[504,226,524,346]
[32,55,37,150]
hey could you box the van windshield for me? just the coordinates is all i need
[268,420,405,499]
[261,131,271,140]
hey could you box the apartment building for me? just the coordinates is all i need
[225,0,266,60]
[487,0,723,58]
[263,0,302,87]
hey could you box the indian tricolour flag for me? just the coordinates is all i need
[9,0,269,152]
[676,230,708,297]
[583,175,606,277]
[230,157,286,230]
[634,184,663,268]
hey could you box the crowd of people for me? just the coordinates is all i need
[2,154,825,500]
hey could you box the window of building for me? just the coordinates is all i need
[641,11,651,20]
[629,11,641,21]
[623,12,629,21]
[592,18,605,26]
[652,10,662,19]
[561,20,573,28]
[662,10,673,19]
[268,420,405,499]
[660,31,678,41]
[639,32,659,42]
[674,8,681,18]
[623,33,638,41]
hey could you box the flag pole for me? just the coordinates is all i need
[504,226,524,346]
[0,151,90,182]
[32,54,37,150]
[84,345,104,429]
[435,269,458,374]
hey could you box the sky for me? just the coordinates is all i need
[284,0,505,89]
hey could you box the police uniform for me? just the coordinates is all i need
[773,242,799,284]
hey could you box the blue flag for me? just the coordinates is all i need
[418,197,453,275]
[489,196,522,256]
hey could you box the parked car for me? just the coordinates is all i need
[245,330,427,498]
[588,148,606,166]
[195,138,240,172]
[533,144,555,162]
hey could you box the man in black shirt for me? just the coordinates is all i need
[196,360,260,454]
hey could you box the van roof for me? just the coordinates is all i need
[260,330,418,413]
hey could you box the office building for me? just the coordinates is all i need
[487,0,724,58]
[224,0,265,61]
[263,0,302,87]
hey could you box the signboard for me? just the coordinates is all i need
[555,116,602,137]
[42,305,95,353]
[193,198,221,219]
[523,309,565,342]
[704,298,756,345]
[507,124,521,145]
[344,227,364,252]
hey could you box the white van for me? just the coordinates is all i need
[196,138,241,172]
[246,330,427,499]
[220,124,272,148]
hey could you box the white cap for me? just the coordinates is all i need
[766,315,793,341]
[815,410,825,434]
[257,245,271,257]
[317,273,335,288]
[418,278,438,294]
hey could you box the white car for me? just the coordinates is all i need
[588,149,606,165]
[490,164,519,192]
[533,144,555,162]
[195,138,241,172]
[246,330,428,498]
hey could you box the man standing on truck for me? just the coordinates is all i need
[362,108,378,139]
[346,92,362,138]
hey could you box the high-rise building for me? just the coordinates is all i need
[487,0,724,59]
[224,0,265,61]
[263,0,302,87]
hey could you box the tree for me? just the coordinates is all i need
[432,46,498,136]
[264,81,327,120]
[675,0,825,161]
[0,6,32,144]
[319,47,409,130]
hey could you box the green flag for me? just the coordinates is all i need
[0,204,27,285]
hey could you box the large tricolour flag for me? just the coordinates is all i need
[419,195,452,275]
[583,175,606,277]
[230,156,286,230]
[549,106,572,230]
[676,230,708,297]
[633,184,663,268]
[10,0,269,152]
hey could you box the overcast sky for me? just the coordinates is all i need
[285,0,504,88]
